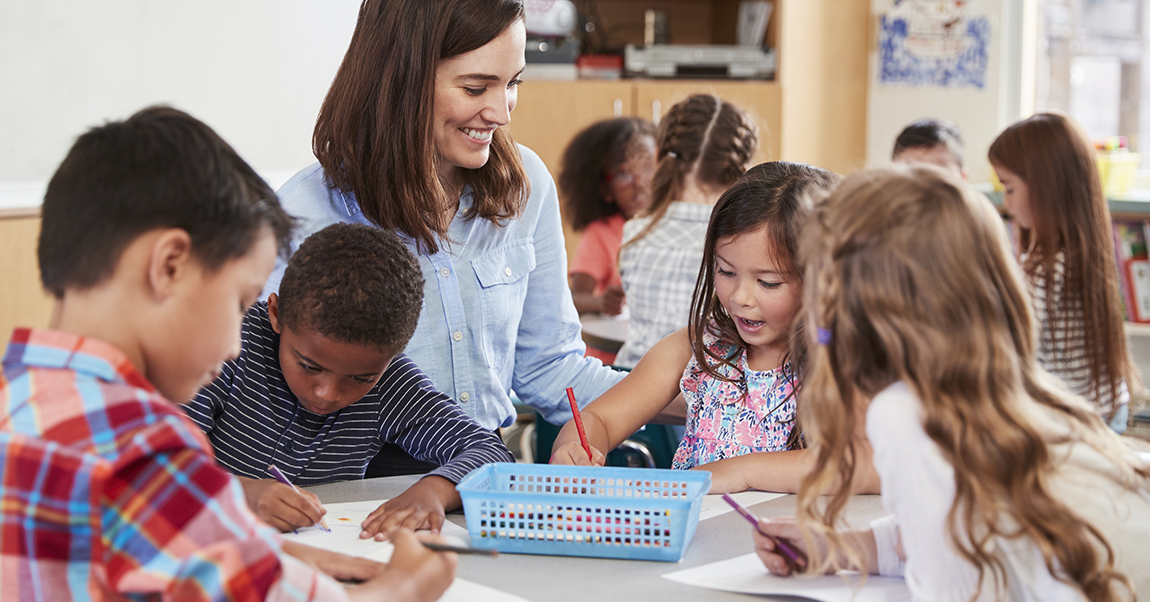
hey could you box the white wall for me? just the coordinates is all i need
[0,1,362,187]
[866,0,1028,183]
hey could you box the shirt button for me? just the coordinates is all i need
[460,392,470,402]
[453,331,463,341]
[504,266,513,277]
[440,268,451,278]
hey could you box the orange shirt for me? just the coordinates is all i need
[569,213,625,294]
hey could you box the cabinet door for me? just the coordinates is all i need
[633,80,782,166]
[509,80,634,176]
[0,216,54,336]
[508,80,634,264]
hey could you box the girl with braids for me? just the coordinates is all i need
[614,94,759,368]
[755,166,1150,601]
[990,112,1140,432]
[553,163,880,496]
[559,117,657,317]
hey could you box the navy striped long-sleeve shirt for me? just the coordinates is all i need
[182,302,513,486]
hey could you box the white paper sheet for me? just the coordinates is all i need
[698,491,788,521]
[283,499,529,602]
[663,553,910,602]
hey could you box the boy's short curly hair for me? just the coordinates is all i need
[277,223,424,353]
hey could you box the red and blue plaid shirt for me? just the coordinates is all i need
[0,328,349,601]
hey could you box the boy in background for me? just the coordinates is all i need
[0,106,454,601]
[892,118,968,179]
[184,223,514,537]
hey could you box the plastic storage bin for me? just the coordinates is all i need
[456,463,711,562]
[1098,153,1141,195]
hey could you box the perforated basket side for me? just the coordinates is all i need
[456,464,710,562]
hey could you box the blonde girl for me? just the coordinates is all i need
[989,112,1140,431]
[614,94,759,368]
[755,166,1150,601]
[553,163,879,496]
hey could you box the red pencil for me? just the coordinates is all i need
[566,387,594,462]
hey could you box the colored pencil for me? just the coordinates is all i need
[422,542,499,557]
[721,493,806,570]
[566,387,593,462]
[268,464,331,532]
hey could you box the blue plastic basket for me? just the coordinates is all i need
[456,463,711,562]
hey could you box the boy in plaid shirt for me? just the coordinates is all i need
[0,107,455,601]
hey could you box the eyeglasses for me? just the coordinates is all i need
[604,172,644,187]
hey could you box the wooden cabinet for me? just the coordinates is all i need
[510,78,782,263]
[0,214,54,337]
[508,0,868,263]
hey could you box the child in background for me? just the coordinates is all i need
[0,107,454,601]
[891,118,967,179]
[185,223,514,537]
[614,94,759,368]
[559,117,657,317]
[989,112,1140,432]
[755,165,1150,599]
[552,163,879,496]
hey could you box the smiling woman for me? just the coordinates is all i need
[262,0,625,475]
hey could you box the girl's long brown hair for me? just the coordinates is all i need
[623,94,758,249]
[988,112,1140,416]
[313,0,528,254]
[687,161,839,449]
[797,166,1149,601]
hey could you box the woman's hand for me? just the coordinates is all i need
[359,476,459,541]
[238,476,326,532]
[345,529,458,602]
[549,440,606,466]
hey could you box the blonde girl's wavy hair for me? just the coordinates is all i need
[796,166,1149,601]
[622,94,758,249]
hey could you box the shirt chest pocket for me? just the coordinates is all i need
[471,241,536,369]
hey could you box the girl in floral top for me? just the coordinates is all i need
[552,162,881,495]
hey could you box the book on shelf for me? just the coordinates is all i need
[1112,219,1150,323]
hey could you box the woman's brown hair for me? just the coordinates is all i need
[988,112,1140,417]
[313,0,528,254]
[797,165,1148,600]
[687,161,839,449]
[624,94,758,247]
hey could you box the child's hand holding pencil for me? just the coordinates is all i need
[549,387,607,466]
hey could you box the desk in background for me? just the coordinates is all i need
[580,314,627,365]
[307,476,887,602]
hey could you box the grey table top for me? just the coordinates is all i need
[307,475,888,602]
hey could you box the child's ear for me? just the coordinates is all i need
[267,292,283,334]
[146,228,194,301]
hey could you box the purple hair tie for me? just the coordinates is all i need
[816,328,832,345]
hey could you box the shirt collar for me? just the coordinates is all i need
[3,328,155,393]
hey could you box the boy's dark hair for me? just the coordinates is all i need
[38,106,293,298]
[891,118,965,167]
[558,117,656,231]
[277,223,425,353]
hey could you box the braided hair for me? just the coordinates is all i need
[624,94,758,247]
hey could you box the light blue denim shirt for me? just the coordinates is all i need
[264,145,625,429]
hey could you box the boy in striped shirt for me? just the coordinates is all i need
[0,107,454,601]
[184,223,514,537]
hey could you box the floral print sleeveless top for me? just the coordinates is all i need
[671,330,798,470]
